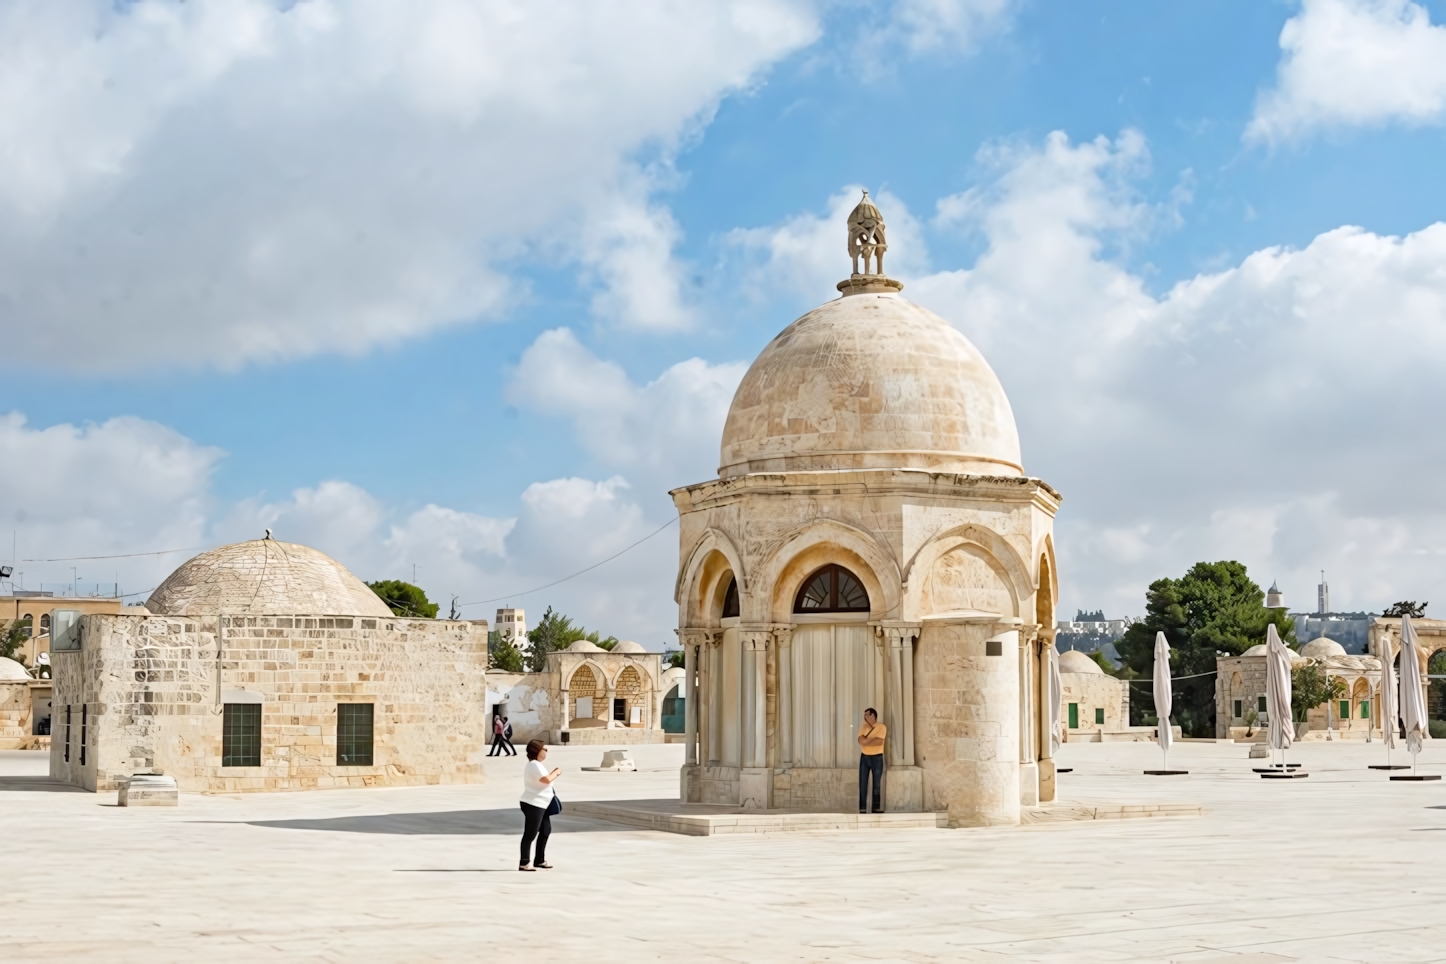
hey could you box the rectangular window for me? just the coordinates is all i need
[1094,707,1104,725]
[337,703,374,767]
[1067,702,1078,729]
[79,705,87,766]
[612,697,627,722]
[64,705,71,763]
[1258,696,1267,713]
[1360,700,1370,720]
[1233,699,1242,719]
[1339,700,1350,720]
[222,703,262,767]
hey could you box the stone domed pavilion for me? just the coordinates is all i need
[673,192,1061,826]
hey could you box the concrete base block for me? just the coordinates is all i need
[118,772,178,807]
[582,750,637,771]
[1248,743,1270,759]
[739,767,773,810]
[885,766,923,812]
[1019,762,1040,806]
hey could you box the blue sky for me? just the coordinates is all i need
[4,0,1446,643]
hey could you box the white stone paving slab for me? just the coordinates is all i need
[1,741,1443,962]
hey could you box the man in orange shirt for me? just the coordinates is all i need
[857,708,887,814]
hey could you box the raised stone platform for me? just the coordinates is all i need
[570,798,1202,835]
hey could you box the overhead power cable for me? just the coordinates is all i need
[457,517,678,609]
[22,546,208,563]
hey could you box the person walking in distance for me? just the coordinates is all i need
[519,739,560,871]
[501,716,516,756]
[488,713,507,757]
[857,708,886,814]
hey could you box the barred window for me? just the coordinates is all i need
[337,703,374,767]
[792,565,870,614]
[222,703,262,767]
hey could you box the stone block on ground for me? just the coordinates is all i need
[118,772,179,807]
[582,750,637,772]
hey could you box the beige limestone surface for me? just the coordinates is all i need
[146,540,392,617]
[2,740,1444,962]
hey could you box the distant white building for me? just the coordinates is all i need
[1055,610,1135,653]
[495,608,527,646]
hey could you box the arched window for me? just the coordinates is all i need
[721,576,739,619]
[793,564,870,614]
[40,613,50,631]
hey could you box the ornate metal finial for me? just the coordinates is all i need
[838,189,904,296]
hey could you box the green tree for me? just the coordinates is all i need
[525,606,588,672]
[664,648,686,670]
[1291,663,1346,723]
[1117,560,1295,737]
[1,618,30,665]
[366,580,439,618]
[487,630,524,673]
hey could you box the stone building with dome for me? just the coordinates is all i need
[1216,633,1384,740]
[48,538,490,793]
[1056,649,1128,740]
[672,193,1061,826]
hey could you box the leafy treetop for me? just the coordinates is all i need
[1116,560,1294,737]
[523,606,618,672]
[366,580,439,619]
[1382,601,1427,619]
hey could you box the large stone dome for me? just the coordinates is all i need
[146,539,392,617]
[719,293,1021,479]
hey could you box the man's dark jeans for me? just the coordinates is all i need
[859,753,884,813]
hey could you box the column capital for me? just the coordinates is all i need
[678,627,713,648]
[736,625,772,651]
[871,621,922,647]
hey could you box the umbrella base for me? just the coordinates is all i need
[1261,771,1309,779]
[1389,774,1441,781]
[1055,768,1073,773]
[1143,770,1188,775]
[1368,764,1410,770]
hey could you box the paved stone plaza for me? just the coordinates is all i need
[2,741,1443,962]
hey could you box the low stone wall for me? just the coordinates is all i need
[50,612,489,792]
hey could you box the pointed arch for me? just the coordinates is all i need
[677,526,746,628]
[903,523,1032,621]
[754,518,901,623]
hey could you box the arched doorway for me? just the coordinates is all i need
[615,665,645,726]
[569,665,605,728]
[1428,649,1446,725]
[789,564,876,770]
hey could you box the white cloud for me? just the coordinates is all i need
[0,411,220,594]
[0,408,680,641]
[0,0,819,368]
[1247,0,1446,143]
[891,0,1018,54]
[744,132,1446,620]
[725,185,931,306]
[506,327,747,487]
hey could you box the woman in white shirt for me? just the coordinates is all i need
[519,739,561,871]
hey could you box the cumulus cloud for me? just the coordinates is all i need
[0,0,819,368]
[742,132,1446,619]
[506,327,747,487]
[1247,0,1446,142]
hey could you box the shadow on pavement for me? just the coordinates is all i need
[223,807,619,835]
[0,776,88,793]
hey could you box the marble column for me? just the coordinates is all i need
[738,628,773,809]
[774,626,793,768]
[679,629,708,767]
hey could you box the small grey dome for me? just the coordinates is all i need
[612,640,646,654]
[1241,644,1268,657]
[0,657,30,681]
[1300,636,1348,659]
[1058,650,1105,675]
[566,639,603,653]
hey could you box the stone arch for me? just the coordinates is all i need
[902,523,1032,621]
[564,659,609,693]
[567,663,606,726]
[757,519,900,624]
[1034,552,1054,632]
[677,528,746,627]
[616,665,646,725]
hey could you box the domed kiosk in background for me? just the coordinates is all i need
[672,193,1061,825]
[48,536,490,794]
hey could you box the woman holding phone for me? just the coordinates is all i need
[519,739,561,871]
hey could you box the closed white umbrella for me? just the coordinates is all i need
[1153,631,1173,767]
[1399,615,1431,767]
[1378,627,1398,760]
[1265,623,1294,760]
[1047,641,1063,756]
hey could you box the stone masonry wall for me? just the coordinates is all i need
[51,612,488,792]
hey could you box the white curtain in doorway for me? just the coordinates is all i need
[791,624,876,769]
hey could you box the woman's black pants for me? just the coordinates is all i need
[859,753,884,813]
[520,802,551,866]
